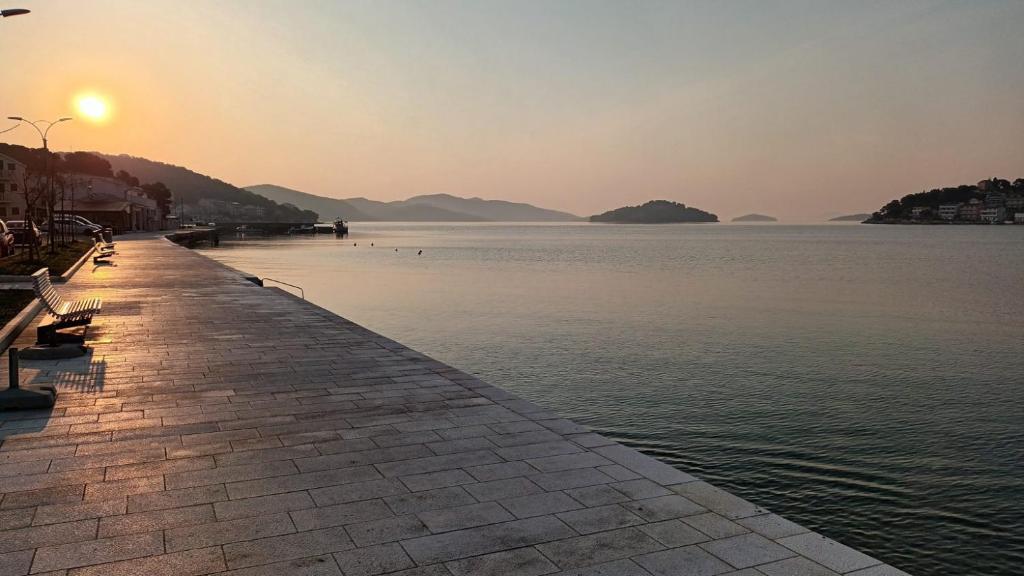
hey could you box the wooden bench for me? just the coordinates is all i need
[31,268,102,346]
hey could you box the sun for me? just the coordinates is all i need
[75,95,109,121]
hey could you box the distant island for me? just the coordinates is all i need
[866,178,1023,224]
[829,213,871,222]
[590,200,718,224]
[731,213,777,222]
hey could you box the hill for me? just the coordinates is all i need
[829,213,871,222]
[246,186,581,222]
[590,200,718,224]
[731,213,777,222]
[244,185,373,221]
[100,154,317,223]
[866,177,1023,223]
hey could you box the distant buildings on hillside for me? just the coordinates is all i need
[868,178,1024,224]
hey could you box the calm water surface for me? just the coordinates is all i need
[201,223,1024,575]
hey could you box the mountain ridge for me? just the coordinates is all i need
[245,184,581,222]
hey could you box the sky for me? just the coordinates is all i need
[2,0,1022,221]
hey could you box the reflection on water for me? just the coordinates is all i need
[201,223,1024,575]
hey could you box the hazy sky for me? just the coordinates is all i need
[2,0,1022,220]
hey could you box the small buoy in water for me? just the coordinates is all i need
[418,250,422,255]
[371,243,374,247]
[354,243,357,246]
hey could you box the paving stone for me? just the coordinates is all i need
[384,486,477,515]
[0,483,86,509]
[165,512,296,552]
[445,546,558,576]
[296,445,432,473]
[417,501,514,533]
[226,466,383,499]
[0,519,97,554]
[33,498,127,525]
[31,532,164,573]
[332,542,414,576]
[565,485,630,507]
[634,545,733,576]
[530,468,615,491]
[464,461,537,482]
[127,484,227,512]
[84,475,164,501]
[595,465,641,481]
[612,479,673,500]
[668,482,764,520]
[290,498,394,531]
[637,519,710,547]
[622,495,705,522]
[700,533,796,569]
[0,508,35,530]
[310,478,409,507]
[545,559,651,576]
[346,515,430,547]
[756,556,841,576]
[401,515,576,564]
[495,441,582,461]
[500,491,583,519]
[536,527,664,569]
[106,455,216,480]
[0,550,33,576]
[98,503,216,537]
[734,513,808,539]
[375,450,502,478]
[592,445,696,486]
[399,469,475,492]
[64,546,227,576]
[777,533,881,574]
[464,477,544,502]
[214,554,342,576]
[215,491,316,520]
[427,437,497,455]
[165,460,298,489]
[223,526,354,569]
[556,504,645,534]
[681,512,750,539]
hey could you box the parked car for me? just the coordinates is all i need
[44,214,103,236]
[7,220,42,246]
[0,221,14,257]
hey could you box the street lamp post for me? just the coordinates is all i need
[7,116,73,254]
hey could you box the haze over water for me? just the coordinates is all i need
[201,223,1024,576]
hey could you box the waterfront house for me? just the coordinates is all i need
[980,207,1005,223]
[984,191,1007,208]
[938,203,961,221]
[1006,196,1024,211]
[69,176,160,232]
[910,206,930,219]
[958,199,982,222]
[1015,212,1024,224]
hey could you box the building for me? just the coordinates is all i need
[1015,213,1024,224]
[1006,196,1024,210]
[0,153,27,221]
[980,207,1005,223]
[938,204,961,221]
[984,192,1006,208]
[910,206,930,219]
[69,177,160,232]
[958,199,982,222]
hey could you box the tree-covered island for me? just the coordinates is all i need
[867,178,1024,224]
[589,200,718,223]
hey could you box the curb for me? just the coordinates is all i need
[0,298,43,354]
[58,245,98,283]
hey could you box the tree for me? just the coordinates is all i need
[114,170,140,187]
[140,182,173,221]
[61,151,113,177]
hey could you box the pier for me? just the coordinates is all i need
[0,235,909,575]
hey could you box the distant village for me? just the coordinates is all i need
[867,178,1024,224]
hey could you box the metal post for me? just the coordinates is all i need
[8,347,18,389]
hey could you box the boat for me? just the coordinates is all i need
[313,223,335,234]
[333,219,349,236]
[287,224,315,235]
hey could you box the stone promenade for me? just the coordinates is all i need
[0,236,910,576]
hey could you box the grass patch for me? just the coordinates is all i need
[0,241,91,277]
[0,290,36,328]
